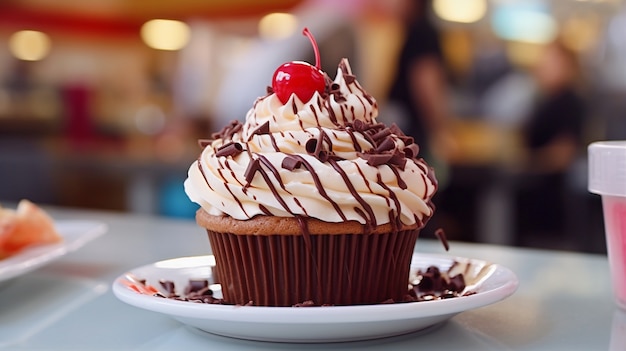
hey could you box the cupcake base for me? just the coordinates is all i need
[198,210,420,307]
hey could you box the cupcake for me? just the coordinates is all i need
[184,29,437,307]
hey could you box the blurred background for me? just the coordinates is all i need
[0,0,623,253]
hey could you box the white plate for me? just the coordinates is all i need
[113,253,518,343]
[0,220,107,283]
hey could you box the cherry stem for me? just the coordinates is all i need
[302,28,321,69]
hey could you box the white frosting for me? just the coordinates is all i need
[185,59,437,228]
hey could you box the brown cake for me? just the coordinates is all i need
[185,29,437,307]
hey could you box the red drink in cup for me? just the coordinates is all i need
[589,141,626,309]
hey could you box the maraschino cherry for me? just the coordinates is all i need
[272,28,326,104]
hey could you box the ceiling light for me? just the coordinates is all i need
[491,3,558,44]
[433,0,487,24]
[9,30,51,61]
[258,13,298,40]
[141,19,190,51]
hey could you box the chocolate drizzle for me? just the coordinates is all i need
[328,158,377,232]
[193,58,437,235]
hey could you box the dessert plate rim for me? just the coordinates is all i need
[112,253,518,343]
[0,220,108,283]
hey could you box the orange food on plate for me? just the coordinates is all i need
[0,200,63,259]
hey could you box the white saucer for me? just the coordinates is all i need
[113,253,518,343]
[0,220,107,283]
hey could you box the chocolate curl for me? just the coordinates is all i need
[389,123,406,137]
[368,123,386,133]
[281,156,303,171]
[305,138,318,155]
[352,119,366,132]
[361,153,394,167]
[375,137,396,153]
[398,135,414,145]
[215,142,243,158]
[212,120,243,140]
[372,129,391,143]
[390,152,408,171]
[305,132,329,162]
[244,158,261,185]
[403,144,420,159]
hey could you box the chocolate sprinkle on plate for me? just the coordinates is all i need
[143,262,473,307]
[435,228,449,252]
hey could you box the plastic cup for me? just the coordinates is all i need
[588,141,626,309]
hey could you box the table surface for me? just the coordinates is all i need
[0,206,621,350]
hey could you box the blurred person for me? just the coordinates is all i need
[515,40,586,246]
[382,0,460,240]
[385,0,454,163]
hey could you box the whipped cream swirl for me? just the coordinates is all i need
[185,59,437,230]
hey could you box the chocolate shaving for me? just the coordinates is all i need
[198,139,212,148]
[448,274,466,292]
[398,135,414,145]
[148,260,474,306]
[372,129,391,142]
[244,158,261,185]
[159,280,175,296]
[212,120,243,140]
[390,152,407,171]
[412,266,467,296]
[250,121,270,137]
[435,228,450,251]
[305,138,318,155]
[305,131,331,162]
[375,137,395,153]
[215,142,243,158]
[352,119,366,132]
[388,123,404,136]
[361,153,393,167]
[185,279,209,295]
[403,144,420,159]
[329,83,346,103]
[282,156,303,171]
